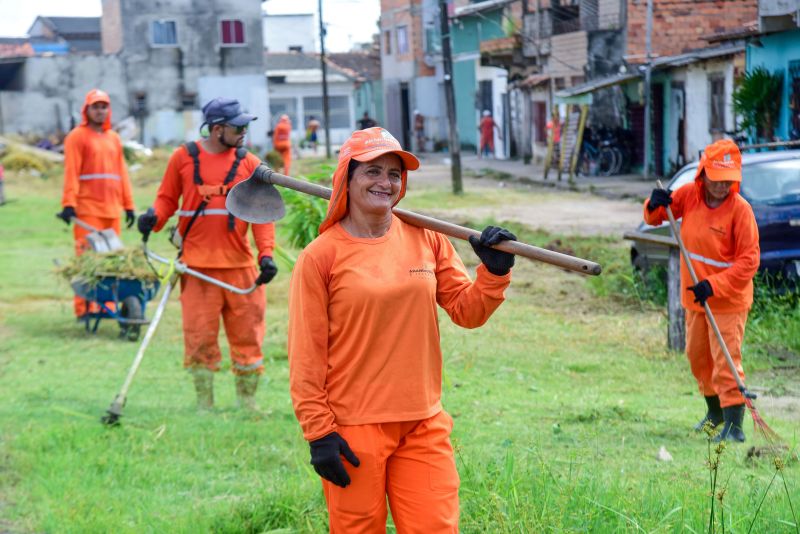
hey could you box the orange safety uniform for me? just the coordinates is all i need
[273,115,292,176]
[151,143,275,374]
[62,89,135,316]
[288,128,511,532]
[643,144,759,407]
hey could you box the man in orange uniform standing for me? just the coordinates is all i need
[58,89,135,317]
[644,139,759,442]
[273,114,292,175]
[136,97,279,410]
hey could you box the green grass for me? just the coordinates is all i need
[1,161,798,533]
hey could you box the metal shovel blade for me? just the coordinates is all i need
[86,229,125,253]
[226,165,286,224]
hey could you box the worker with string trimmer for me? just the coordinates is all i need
[136,97,278,412]
[644,139,760,443]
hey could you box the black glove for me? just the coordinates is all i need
[309,432,360,488]
[256,256,278,285]
[469,225,517,276]
[687,280,713,305]
[57,206,76,225]
[125,209,136,229]
[647,188,672,212]
[137,208,158,241]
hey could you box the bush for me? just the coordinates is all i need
[0,150,50,173]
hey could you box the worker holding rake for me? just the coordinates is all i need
[137,98,278,411]
[58,89,135,317]
[644,139,759,442]
[288,127,516,532]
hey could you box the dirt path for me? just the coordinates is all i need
[408,161,643,237]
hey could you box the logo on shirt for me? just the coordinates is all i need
[409,265,435,279]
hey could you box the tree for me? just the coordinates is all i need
[733,67,784,143]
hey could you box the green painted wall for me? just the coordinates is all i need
[454,59,478,148]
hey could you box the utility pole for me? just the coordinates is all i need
[439,0,463,194]
[643,0,653,179]
[318,0,332,158]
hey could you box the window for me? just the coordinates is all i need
[220,19,246,46]
[269,97,298,128]
[709,75,725,133]
[396,26,409,54]
[181,92,197,109]
[384,30,392,55]
[151,20,177,47]
[303,96,350,129]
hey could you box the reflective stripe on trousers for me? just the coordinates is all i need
[177,209,230,217]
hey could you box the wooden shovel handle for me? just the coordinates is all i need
[265,171,602,276]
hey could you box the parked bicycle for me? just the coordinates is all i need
[578,126,635,176]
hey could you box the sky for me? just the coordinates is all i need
[0,0,380,52]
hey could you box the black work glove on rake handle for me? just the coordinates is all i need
[647,188,672,212]
[57,206,76,225]
[309,432,360,488]
[469,225,517,276]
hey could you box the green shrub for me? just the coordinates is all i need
[0,150,50,173]
[281,189,328,248]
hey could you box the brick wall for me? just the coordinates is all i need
[626,0,757,60]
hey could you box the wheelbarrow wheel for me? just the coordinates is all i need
[119,296,143,342]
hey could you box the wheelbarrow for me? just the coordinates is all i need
[71,276,160,341]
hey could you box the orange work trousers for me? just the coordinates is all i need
[685,309,748,407]
[179,266,266,375]
[72,214,121,316]
[322,410,459,534]
[277,147,292,176]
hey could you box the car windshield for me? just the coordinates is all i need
[668,158,800,205]
[740,159,800,205]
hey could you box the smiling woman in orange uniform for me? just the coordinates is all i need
[644,139,759,442]
[288,127,517,533]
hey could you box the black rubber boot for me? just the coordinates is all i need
[714,404,746,443]
[693,395,723,432]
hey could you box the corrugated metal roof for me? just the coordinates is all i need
[453,0,515,18]
[41,17,101,35]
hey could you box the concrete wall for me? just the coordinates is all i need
[548,31,588,81]
[747,29,800,140]
[263,14,316,52]
[413,75,445,150]
[0,55,127,136]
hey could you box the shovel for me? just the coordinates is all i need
[226,165,603,276]
[65,216,125,253]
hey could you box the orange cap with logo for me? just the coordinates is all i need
[695,139,742,183]
[318,127,420,234]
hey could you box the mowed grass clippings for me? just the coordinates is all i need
[1,160,798,533]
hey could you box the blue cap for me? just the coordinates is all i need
[202,97,257,127]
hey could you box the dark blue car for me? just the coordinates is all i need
[630,150,800,285]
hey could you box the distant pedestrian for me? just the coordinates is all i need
[273,114,293,175]
[306,116,321,153]
[478,110,500,159]
[413,110,425,152]
[358,111,377,130]
[0,163,5,205]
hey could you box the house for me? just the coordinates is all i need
[745,0,800,141]
[101,0,269,146]
[328,51,385,127]
[379,0,444,151]
[263,13,316,53]
[27,16,102,55]
[265,51,358,145]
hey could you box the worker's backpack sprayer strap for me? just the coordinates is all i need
[180,142,249,254]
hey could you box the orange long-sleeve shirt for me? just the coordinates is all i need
[273,120,291,151]
[61,126,134,218]
[152,143,275,268]
[643,181,759,313]
[288,217,511,441]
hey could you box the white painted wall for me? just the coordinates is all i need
[196,74,270,148]
[683,58,735,162]
[267,81,355,145]
[263,14,316,52]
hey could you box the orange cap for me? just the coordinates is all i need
[80,88,112,130]
[319,127,419,234]
[695,139,742,183]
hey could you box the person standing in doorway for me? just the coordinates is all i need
[413,110,426,152]
[57,89,135,317]
[478,110,499,159]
